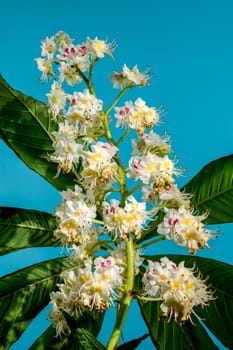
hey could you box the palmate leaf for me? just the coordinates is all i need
[0,207,58,255]
[0,257,78,349]
[137,255,233,349]
[0,74,76,190]
[182,154,233,224]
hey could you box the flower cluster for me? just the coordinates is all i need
[157,206,216,254]
[114,98,159,135]
[35,31,115,83]
[49,256,124,336]
[142,257,214,323]
[50,121,83,176]
[54,185,97,247]
[103,196,150,239]
[35,31,216,339]
[81,141,118,188]
[110,64,151,89]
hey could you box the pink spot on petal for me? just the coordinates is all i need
[110,207,116,214]
[106,259,112,266]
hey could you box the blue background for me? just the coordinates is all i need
[0,0,233,349]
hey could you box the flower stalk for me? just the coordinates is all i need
[107,235,135,350]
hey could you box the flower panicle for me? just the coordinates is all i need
[142,257,215,324]
[34,31,217,338]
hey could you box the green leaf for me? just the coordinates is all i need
[0,207,58,255]
[138,255,233,349]
[30,326,70,350]
[0,74,76,190]
[116,334,149,349]
[30,326,89,350]
[138,299,217,350]
[0,257,77,349]
[30,311,106,350]
[62,310,105,338]
[182,154,233,224]
[74,328,106,350]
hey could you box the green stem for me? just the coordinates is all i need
[101,112,127,206]
[137,235,165,249]
[92,219,105,225]
[88,58,96,83]
[101,111,115,143]
[105,87,129,115]
[136,296,162,302]
[115,128,130,146]
[127,182,144,197]
[74,64,96,96]
[118,166,127,206]
[107,235,135,350]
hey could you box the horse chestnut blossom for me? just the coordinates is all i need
[81,141,118,188]
[49,256,124,336]
[110,64,151,88]
[46,81,67,119]
[131,131,171,157]
[34,31,217,347]
[49,122,83,176]
[142,257,214,324]
[54,185,97,246]
[158,206,216,254]
[114,98,159,135]
[128,152,177,188]
[103,196,150,239]
[67,89,103,132]
[36,31,116,85]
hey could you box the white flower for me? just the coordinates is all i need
[67,89,103,126]
[55,31,73,48]
[57,44,78,61]
[103,196,150,239]
[142,258,214,323]
[87,37,116,58]
[49,122,83,176]
[158,206,216,254]
[54,185,97,246]
[110,64,151,88]
[81,142,118,188]
[113,101,134,128]
[159,185,191,208]
[128,152,179,190]
[131,131,171,157]
[123,65,150,85]
[62,199,96,230]
[40,36,57,59]
[49,256,124,315]
[94,256,123,287]
[114,98,159,134]
[34,58,53,80]
[87,142,118,168]
[77,256,123,311]
[71,230,99,263]
[49,304,70,337]
[46,81,67,119]
[58,62,83,86]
